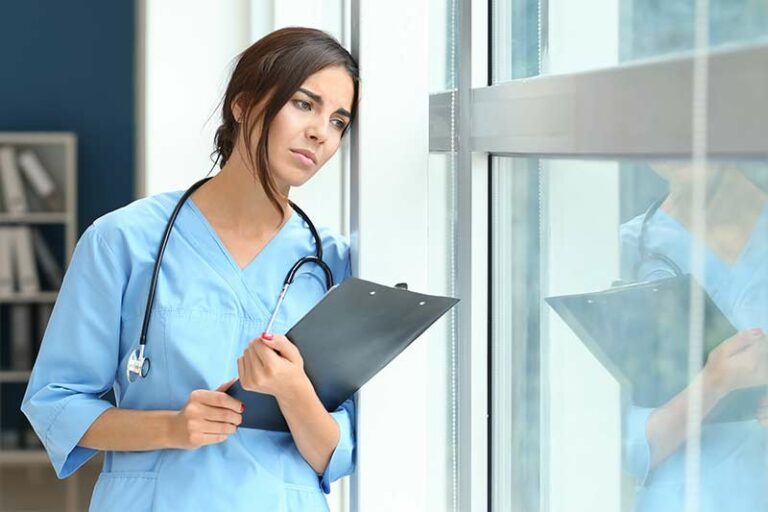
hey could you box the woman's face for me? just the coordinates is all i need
[266,65,354,190]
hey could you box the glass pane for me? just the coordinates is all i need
[492,0,768,82]
[430,0,457,92]
[491,156,768,511]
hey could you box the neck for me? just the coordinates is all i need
[663,169,765,228]
[193,150,291,237]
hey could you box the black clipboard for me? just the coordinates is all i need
[227,277,459,431]
[545,274,764,423]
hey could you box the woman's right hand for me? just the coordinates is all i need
[168,379,244,449]
[704,328,768,399]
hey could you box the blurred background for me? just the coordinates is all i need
[0,0,767,511]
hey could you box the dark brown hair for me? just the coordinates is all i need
[212,27,360,215]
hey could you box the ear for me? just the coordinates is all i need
[230,93,245,123]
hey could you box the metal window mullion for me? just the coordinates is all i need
[457,0,475,512]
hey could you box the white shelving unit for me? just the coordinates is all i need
[0,132,96,511]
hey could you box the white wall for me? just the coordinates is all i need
[350,0,431,510]
[144,0,251,197]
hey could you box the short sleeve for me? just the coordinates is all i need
[319,397,356,494]
[21,225,125,478]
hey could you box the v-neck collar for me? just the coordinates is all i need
[185,195,297,275]
[654,204,768,273]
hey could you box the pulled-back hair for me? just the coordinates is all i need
[212,27,360,215]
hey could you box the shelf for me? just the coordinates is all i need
[0,450,49,465]
[0,371,31,382]
[0,292,58,304]
[0,212,68,224]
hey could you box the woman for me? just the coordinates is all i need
[621,162,768,511]
[21,27,359,511]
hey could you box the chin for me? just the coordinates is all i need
[273,168,314,189]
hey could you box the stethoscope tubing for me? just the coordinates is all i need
[128,176,333,382]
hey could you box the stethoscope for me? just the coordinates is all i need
[635,194,684,280]
[635,170,727,281]
[126,176,334,382]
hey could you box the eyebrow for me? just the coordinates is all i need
[297,87,352,119]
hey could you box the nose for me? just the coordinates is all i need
[306,117,329,144]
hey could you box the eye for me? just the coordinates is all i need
[331,118,348,131]
[293,99,311,111]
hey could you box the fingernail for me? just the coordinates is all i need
[241,403,246,413]
[261,332,274,341]
[751,328,764,337]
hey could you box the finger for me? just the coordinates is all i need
[262,334,301,363]
[248,340,273,369]
[200,419,238,435]
[721,331,760,357]
[199,403,242,425]
[215,378,237,392]
[253,339,281,366]
[237,356,246,383]
[198,433,229,446]
[239,355,255,389]
[194,389,243,413]
[243,348,266,385]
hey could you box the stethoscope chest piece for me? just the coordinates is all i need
[127,346,151,382]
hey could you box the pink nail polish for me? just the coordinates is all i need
[262,332,274,341]
[241,403,246,413]
[751,328,764,337]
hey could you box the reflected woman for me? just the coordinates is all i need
[620,162,768,511]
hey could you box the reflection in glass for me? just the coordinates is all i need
[620,161,768,511]
[491,157,768,511]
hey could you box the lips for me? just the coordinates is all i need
[290,149,317,166]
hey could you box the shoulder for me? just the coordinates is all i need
[79,190,183,270]
[311,225,351,282]
[619,213,645,249]
[88,190,182,247]
[316,225,350,267]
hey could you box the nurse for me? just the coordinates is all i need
[620,163,768,511]
[21,27,359,511]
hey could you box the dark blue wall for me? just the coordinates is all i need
[0,1,135,234]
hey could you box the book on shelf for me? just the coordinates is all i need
[18,150,64,212]
[9,305,32,371]
[0,146,28,214]
[32,228,63,290]
[0,228,13,295]
[0,145,64,214]
[0,226,62,295]
[12,226,40,294]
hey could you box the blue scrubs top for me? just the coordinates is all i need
[620,205,768,512]
[21,190,355,511]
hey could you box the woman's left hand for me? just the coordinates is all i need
[237,333,309,400]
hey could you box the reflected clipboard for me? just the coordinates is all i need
[545,275,765,423]
[227,277,459,431]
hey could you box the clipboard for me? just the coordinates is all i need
[227,277,459,431]
[545,274,764,423]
